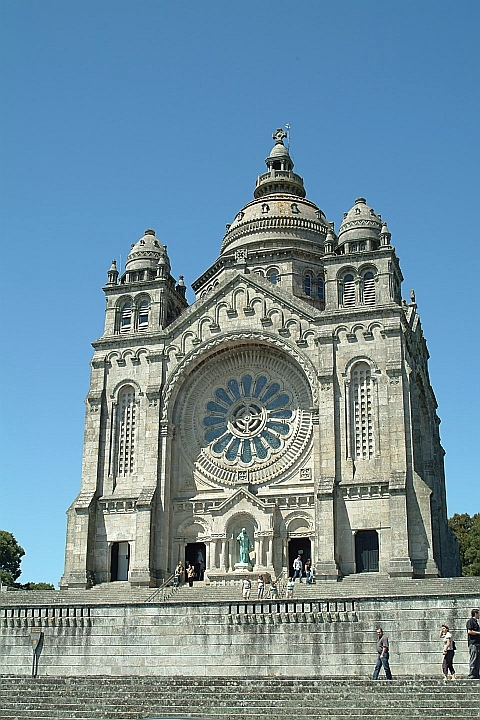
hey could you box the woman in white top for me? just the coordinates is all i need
[257,575,264,599]
[439,624,456,680]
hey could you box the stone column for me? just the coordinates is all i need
[315,333,340,581]
[221,539,227,571]
[129,488,156,586]
[205,541,211,573]
[61,358,106,589]
[156,419,174,577]
[388,472,414,576]
[411,475,439,577]
[254,537,261,569]
[315,476,339,579]
[266,536,273,568]
[228,538,233,571]
[309,536,315,564]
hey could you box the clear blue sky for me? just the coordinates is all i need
[1,1,479,586]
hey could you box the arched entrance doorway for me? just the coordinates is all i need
[288,537,311,578]
[355,530,379,573]
[185,542,207,581]
[111,541,130,581]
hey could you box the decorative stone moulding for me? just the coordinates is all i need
[341,484,389,500]
[2,606,92,629]
[227,600,357,624]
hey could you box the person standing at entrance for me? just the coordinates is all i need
[466,608,480,679]
[186,563,196,587]
[292,554,303,582]
[372,627,392,680]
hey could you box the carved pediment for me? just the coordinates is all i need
[165,273,320,362]
[211,487,276,515]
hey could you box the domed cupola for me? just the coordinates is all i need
[254,128,306,199]
[125,229,165,273]
[337,197,383,253]
[219,129,330,256]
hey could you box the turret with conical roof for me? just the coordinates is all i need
[254,128,306,199]
[100,228,188,337]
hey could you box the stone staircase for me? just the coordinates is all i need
[2,576,480,609]
[0,676,478,720]
[0,583,154,607]
[164,575,480,604]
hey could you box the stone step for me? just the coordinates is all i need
[1,677,479,720]
[2,576,480,608]
[0,711,478,720]
[2,677,479,690]
[1,690,476,705]
[0,705,478,720]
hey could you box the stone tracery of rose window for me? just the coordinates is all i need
[203,374,293,466]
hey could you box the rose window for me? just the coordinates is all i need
[202,374,293,465]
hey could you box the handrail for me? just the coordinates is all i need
[275,569,287,599]
[145,573,177,603]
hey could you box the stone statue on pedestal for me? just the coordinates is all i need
[236,528,253,565]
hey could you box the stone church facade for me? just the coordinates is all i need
[60,129,459,589]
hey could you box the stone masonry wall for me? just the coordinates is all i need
[1,592,478,678]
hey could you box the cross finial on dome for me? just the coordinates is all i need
[272,128,287,144]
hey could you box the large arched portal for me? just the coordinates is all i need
[168,341,315,579]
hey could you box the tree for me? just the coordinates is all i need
[0,530,25,586]
[448,513,480,576]
[16,581,55,591]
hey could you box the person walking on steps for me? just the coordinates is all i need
[173,562,184,588]
[466,608,480,679]
[241,575,251,601]
[285,577,295,599]
[257,575,265,599]
[372,627,393,680]
[439,624,456,680]
[292,554,303,582]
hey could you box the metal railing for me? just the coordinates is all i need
[145,573,177,603]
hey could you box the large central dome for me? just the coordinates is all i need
[220,129,329,255]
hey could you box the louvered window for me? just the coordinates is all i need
[343,274,355,307]
[352,364,374,459]
[317,276,325,301]
[117,387,136,476]
[138,299,149,331]
[120,302,132,333]
[269,271,277,285]
[304,274,312,296]
[363,272,375,305]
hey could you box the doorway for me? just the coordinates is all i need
[111,541,130,581]
[288,538,311,578]
[185,542,207,581]
[355,530,379,573]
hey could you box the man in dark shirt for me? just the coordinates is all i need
[466,608,480,679]
[372,627,393,680]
